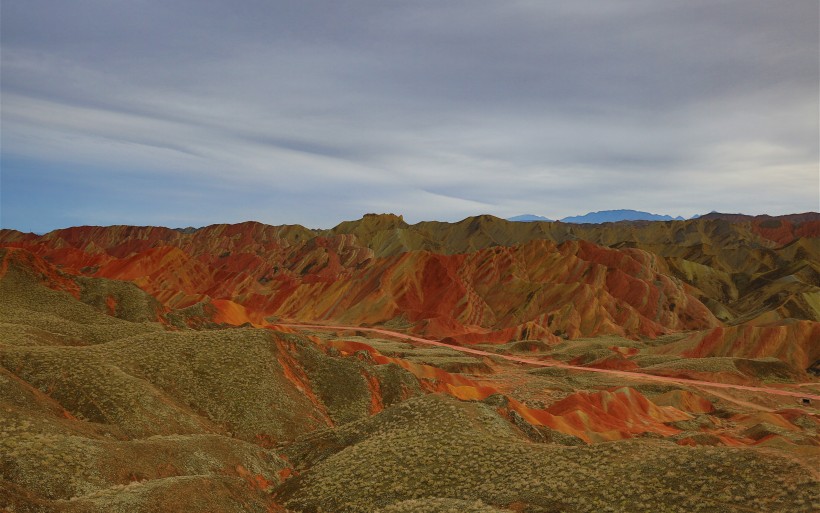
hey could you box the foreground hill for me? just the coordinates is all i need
[1,214,818,512]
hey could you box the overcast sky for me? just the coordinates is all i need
[2,0,818,232]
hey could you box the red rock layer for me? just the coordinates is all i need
[651,321,820,372]
[0,227,721,342]
[325,339,691,443]
[0,247,81,298]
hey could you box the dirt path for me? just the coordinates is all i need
[281,323,820,402]
[693,386,775,412]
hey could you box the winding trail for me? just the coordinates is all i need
[281,323,820,402]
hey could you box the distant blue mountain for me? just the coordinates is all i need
[559,209,685,224]
[508,214,553,222]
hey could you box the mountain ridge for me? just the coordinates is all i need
[508,214,554,222]
[560,209,685,223]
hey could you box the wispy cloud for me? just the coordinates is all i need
[2,0,817,232]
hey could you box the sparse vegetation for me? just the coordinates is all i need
[1,218,819,513]
[278,394,819,513]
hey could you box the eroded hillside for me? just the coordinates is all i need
[1,214,818,512]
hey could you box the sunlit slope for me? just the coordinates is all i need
[1,212,817,350]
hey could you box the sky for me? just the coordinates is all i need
[2,0,818,232]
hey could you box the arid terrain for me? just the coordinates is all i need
[1,213,819,512]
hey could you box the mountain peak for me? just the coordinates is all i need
[560,209,684,224]
[331,213,409,235]
[508,214,553,222]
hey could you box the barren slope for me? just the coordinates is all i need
[1,214,818,512]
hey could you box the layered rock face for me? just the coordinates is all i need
[1,214,818,512]
[3,214,817,344]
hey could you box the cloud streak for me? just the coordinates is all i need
[1,0,817,232]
